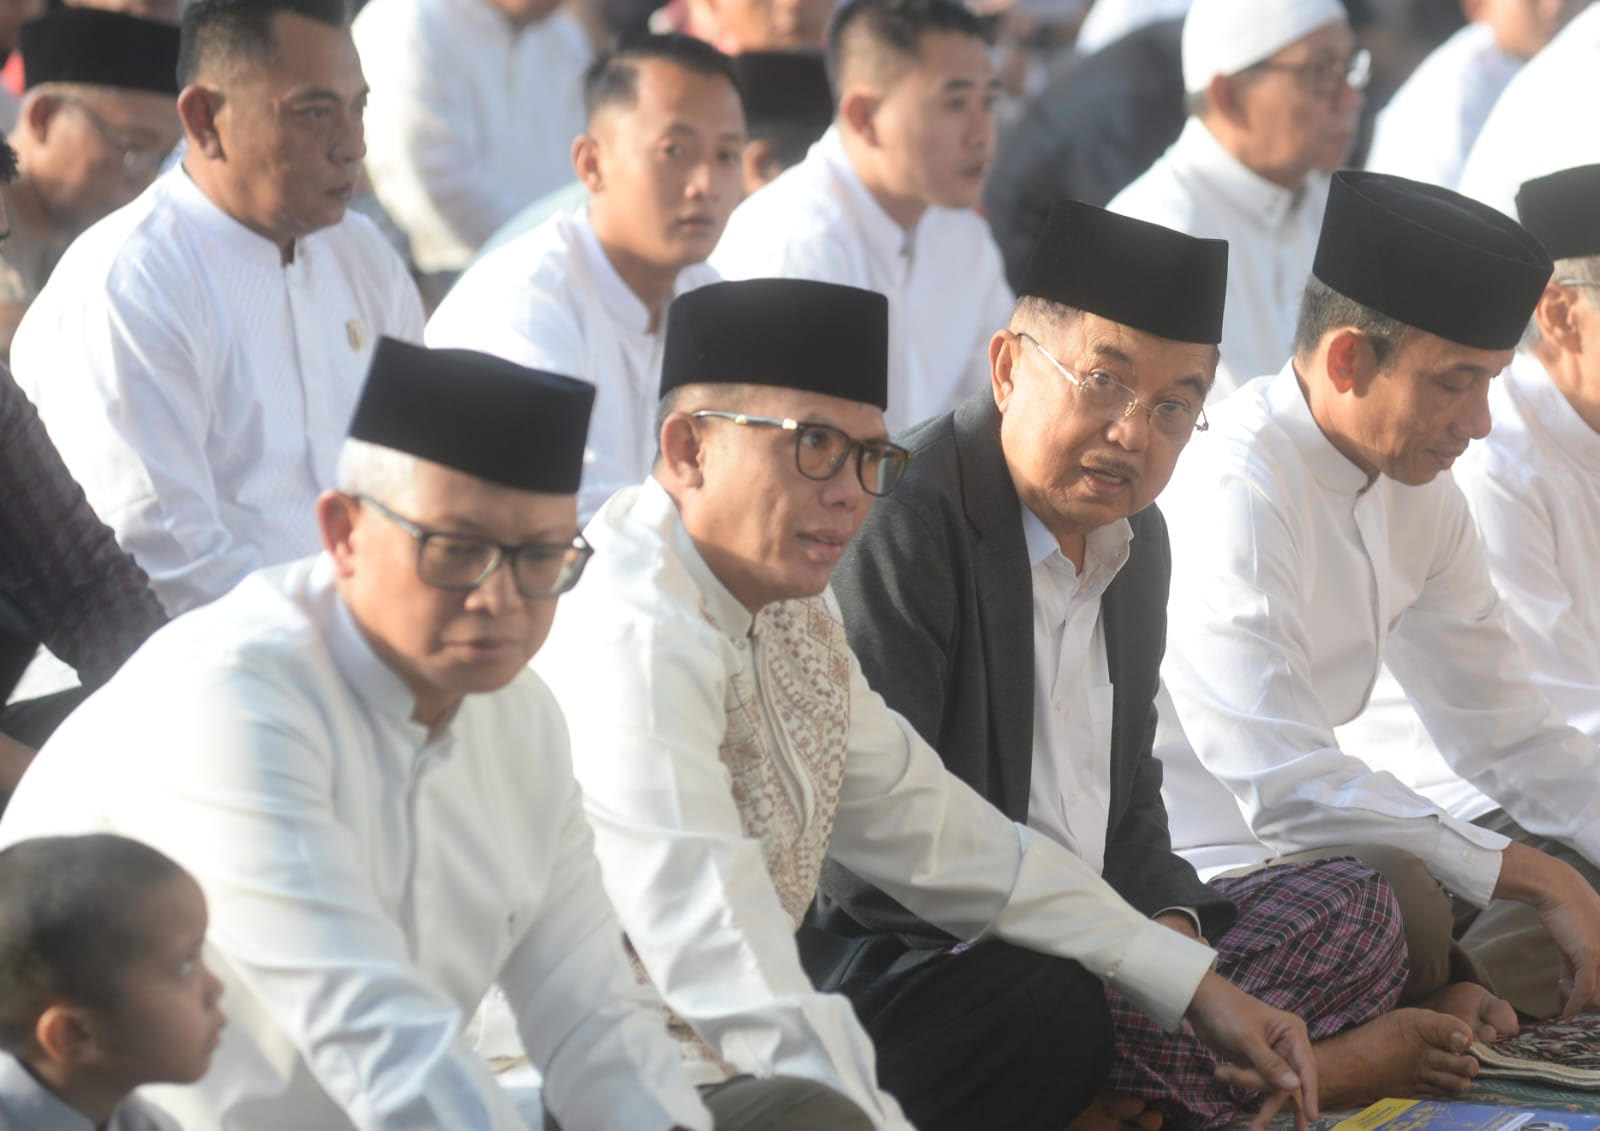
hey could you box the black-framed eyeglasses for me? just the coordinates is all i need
[1247,47,1370,99]
[356,494,592,598]
[1017,332,1209,442]
[689,410,913,496]
[61,96,172,178]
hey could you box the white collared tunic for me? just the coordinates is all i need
[534,477,1217,1131]
[8,167,424,617]
[0,1053,178,1131]
[1365,22,1521,190]
[1109,119,1328,397]
[354,0,592,273]
[1458,3,1600,216]
[0,556,711,1131]
[1157,364,1600,906]
[709,128,1015,434]
[1024,506,1132,873]
[426,207,718,522]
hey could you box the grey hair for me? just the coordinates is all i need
[335,439,419,506]
[1521,255,1600,355]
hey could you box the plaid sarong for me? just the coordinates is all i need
[1107,857,1408,1129]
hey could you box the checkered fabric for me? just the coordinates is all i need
[1107,857,1408,1129]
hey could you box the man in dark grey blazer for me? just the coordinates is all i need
[810,201,1496,1127]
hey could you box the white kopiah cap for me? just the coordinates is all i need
[1181,0,1347,93]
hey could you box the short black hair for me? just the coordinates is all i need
[178,0,348,87]
[826,0,991,94]
[0,835,187,1054]
[583,33,740,122]
[1294,275,1414,369]
[0,139,18,186]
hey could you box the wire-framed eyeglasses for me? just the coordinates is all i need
[357,494,592,598]
[1247,47,1371,100]
[689,411,913,496]
[61,96,172,178]
[1017,332,1209,442]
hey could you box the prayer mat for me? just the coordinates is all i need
[1472,1015,1600,1090]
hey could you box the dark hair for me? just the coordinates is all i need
[583,34,740,122]
[1293,275,1413,368]
[0,139,17,186]
[826,0,991,93]
[178,0,348,87]
[0,835,186,1053]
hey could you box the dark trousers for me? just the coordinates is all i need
[808,935,1113,1131]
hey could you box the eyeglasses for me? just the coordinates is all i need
[1017,332,1209,441]
[357,494,593,598]
[689,410,913,496]
[62,96,172,178]
[1247,47,1370,99]
[1556,278,1600,288]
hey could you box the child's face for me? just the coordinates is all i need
[92,872,226,1085]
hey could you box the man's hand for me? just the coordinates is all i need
[1185,971,1317,1131]
[1495,842,1600,1015]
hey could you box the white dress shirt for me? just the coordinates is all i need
[427,208,718,521]
[1158,364,1600,906]
[1458,3,1600,216]
[0,1054,179,1131]
[0,556,711,1131]
[1024,505,1131,873]
[710,128,1015,433]
[535,477,1217,1130]
[8,167,425,617]
[1109,119,1328,397]
[1365,22,1521,190]
[354,0,593,273]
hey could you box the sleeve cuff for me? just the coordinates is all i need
[1153,906,1204,938]
[1429,819,1509,908]
[1103,919,1216,1032]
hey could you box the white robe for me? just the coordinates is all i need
[1157,364,1600,906]
[426,208,718,522]
[8,166,425,617]
[354,0,593,273]
[1458,3,1600,216]
[1364,22,1521,191]
[0,555,711,1131]
[1109,119,1327,398]
[534,476,1217,1131]
[710,127,1015,434]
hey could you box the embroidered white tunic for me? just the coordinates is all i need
[8,167,425,616]
[0,556,711,1131]
[1158,364,1600,906]
[0,1053,179,1131]
[1109,119,1327,398]
[426,207,718,522]
[535,477,1217,1131]
[1458,3,1600,216]
[709,128,1015,433]
[1365,22,1521,190]
[354,0,593,273]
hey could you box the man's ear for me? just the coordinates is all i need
[1324,327,1376,394]
[658,412,707,490]
[990,329,1019,411]
[1536,282,1581,355]
[740,137,782,195]
[838,87,881,147]
[35,1004,98,1067]
[177,84,225,158]
[572,131,602,193]
[316,490,360,575]
[20,91,63,144]
[1206,72,1247,128]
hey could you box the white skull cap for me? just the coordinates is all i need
[1181,0,1347,94]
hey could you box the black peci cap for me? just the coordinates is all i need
[1516,164,1600,262]
[21,8,180,95]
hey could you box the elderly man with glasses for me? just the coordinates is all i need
[811,201,1501,1131]
[534,276,1327,1131]
[1110,0,1366,397]
[0,7,180,358]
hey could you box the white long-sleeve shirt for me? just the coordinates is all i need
[710,128,1015,434]
[1109,120,1327,398]
[8,166,424,617]
[535,477,1217,1131]
[1158,364,1600,906]
[0,555,711,1131]
[1458,3,1600,216]
[426,208,718,522]
[353,0,593,273]
[1365,22,1521,190]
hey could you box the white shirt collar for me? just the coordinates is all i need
[168,164,300,271]
[573,206,701,336]
[1173,118,1311,231]
[1020,502,1134,608]
[816,126,919,266]
[0,1054,97,1130]
[1268,361,1372,496]
[1510,352,1600,476]
[637,476,755,641]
